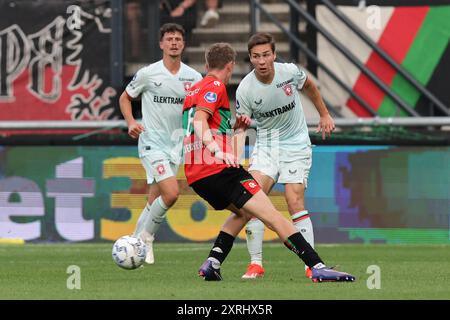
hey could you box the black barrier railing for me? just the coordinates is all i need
[318,0,450,116]
[148,0,161,62]
[1,118,449,146]
[283,0,420,116]
[111,0,124,88]
[250,0,377,116]
[289,2,300,63]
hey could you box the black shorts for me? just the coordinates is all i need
[190,166,261,210]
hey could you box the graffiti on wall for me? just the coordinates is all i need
[0,1,117,121]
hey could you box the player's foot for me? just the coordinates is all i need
[241,263,265,279]
[311,266,355,283]
[198,258,222,281]
[140,232,154,264]
[305,267,312,278]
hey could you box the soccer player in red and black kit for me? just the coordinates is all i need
[182,43,355,282]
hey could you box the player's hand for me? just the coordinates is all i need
[316,114,335,140]
[233,114,252,133]
[215,151,239,168]
[128,121,145,139]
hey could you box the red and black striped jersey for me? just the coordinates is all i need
[182,76,232,185]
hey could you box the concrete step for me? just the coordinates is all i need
[192,22,306,44]
[260,0,294,3]
[125,62,252,86]
[220,0,290,5]
[187,62,252,85]
[184,42,291,63]
[214,3,291,24]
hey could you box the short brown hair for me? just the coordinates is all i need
[159,23,185,41]
[205,43,237,70]
[248,32,276,53]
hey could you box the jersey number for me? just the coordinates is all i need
[184,107,195,136]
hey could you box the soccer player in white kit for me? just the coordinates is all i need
[234,32,335,279]
[119,23,202,264]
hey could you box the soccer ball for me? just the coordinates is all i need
[112,235,147,270]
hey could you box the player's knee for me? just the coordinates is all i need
[161,190,179,207]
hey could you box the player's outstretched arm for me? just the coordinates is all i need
[301,78,335,140]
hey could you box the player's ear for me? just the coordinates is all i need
[273,51,277,61]
[224,61,232,73]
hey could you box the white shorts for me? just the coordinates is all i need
[248,146,312,186]
[140,156,179,184]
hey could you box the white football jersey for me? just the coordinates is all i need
[126,60,202,163]
[236,62,311,154]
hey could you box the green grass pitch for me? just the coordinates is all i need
[1,243,449,300]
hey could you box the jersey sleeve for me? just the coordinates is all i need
[194,71,203,85]
[196,81,224,116]
[288,63,307,90]
[125,67,149,98]
[235,83,253,117]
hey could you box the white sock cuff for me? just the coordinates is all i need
[156,196,169,210]
[292,210,309,221]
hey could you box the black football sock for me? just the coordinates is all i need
[208,231,235,265]
[284,232,324,268]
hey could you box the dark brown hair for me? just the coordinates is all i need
[159,23,185,41]
[205,43,237,70]
[247,32,276,54]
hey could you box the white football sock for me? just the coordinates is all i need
[245,218,265,266]
[133,202,152,237]
[313,262,326,269]
[292,210,315,270]
[292,210,314,248]
[143,196,169,235]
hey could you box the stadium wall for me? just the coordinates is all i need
[0,145,448,244]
